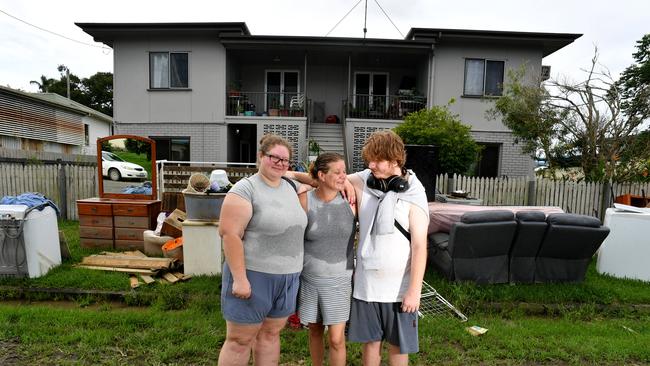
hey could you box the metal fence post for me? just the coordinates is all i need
[447,175,455,194]
[527,179,537,206]
[599,180,612,221]
[57,160,68,220]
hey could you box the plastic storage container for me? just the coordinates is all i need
[183,192,226,221]
[0,205,61,278]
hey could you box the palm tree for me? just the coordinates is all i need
[29,75,54,93]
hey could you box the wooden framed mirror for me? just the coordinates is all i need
[97,135,157,200]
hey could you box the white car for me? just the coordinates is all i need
[101,151,148,181]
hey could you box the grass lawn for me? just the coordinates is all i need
[113,151,152,179]
[0,220,649,365]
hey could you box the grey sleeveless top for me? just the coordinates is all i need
[302,190,356,277]
[228,173,307,274]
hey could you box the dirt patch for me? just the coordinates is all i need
[0,338,21,366]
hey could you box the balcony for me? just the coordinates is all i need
[345,94,426,120]
[226,91,305,118]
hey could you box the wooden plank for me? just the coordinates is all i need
[75,265,158,275]
[81,255,173,270]
[125,250,147,258]
[171,271,192,281]
[163,272,180,283]
[130,276,140,289]
[140,275,156,284]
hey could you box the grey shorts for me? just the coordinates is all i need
[221,263,300,324]
[298,275,352,326]
[347,298,419,354]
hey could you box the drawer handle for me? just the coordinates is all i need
[91,207,97,212]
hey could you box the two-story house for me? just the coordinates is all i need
[78,22,580,176]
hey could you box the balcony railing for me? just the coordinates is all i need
[344,94,427,120]
[226,91,306,117]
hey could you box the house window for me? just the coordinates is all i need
[353,72,389,111]
[464,59,504,96]
[149,52,189,89]
[151,137,190,161]
[474,143,500,177]
[265,70,299,110]
[84,124,89,146]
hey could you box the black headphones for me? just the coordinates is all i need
[367,172,409,193]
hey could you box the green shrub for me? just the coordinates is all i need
[394,100,481,175]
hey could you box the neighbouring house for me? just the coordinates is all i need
[0,85,113,155]
[77,22,580,177]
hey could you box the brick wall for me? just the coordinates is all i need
[471,130,534,177]
[114,122,226,162]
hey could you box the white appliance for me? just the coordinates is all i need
[0,204,61,278]
[596,208,650,282]
[181,220,222,276]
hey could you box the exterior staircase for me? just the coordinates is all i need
[308,123,345,156]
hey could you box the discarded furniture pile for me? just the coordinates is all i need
[427,210,610,284]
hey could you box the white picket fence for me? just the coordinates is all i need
[438,173,650,218]
[0,149,97,220]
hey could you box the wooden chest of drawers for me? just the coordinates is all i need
[77,198,161,250]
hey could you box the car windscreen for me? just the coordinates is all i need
[102,152,125,162]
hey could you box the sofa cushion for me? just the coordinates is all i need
[547,213,601,227]
[428,232,450,249]
[516,211,546,222]
[460,210,514,224]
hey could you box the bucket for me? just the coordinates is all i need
[183,191,226,221]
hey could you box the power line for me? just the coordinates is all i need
[325,0,364,37]
[373,0,404,38]
[0,8,105,48]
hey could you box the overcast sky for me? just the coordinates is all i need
[1,0,648,92]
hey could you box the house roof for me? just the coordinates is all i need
[76,22,581,56]
[0,85,113,123]
[405,28,582,57]
[75,22,251,47]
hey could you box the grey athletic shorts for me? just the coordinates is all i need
[298,275,352,326]
[221,263,300,324]
[347,298,419,354]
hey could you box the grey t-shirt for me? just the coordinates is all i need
[303,190,356,277]
[228,173,307,274]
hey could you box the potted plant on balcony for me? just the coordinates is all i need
[279,103,289,117]
[290,104,304,117]
[228,80,241,97]
[308,139,321,162]
[268,98,279,116]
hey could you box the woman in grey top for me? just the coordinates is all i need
[298,153,356,366]
[218,134,308,366]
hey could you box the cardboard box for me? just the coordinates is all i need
[160,209,186,238]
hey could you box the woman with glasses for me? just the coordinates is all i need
[218,134,308,366]
[297,153,356,366]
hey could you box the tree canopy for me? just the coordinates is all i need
[393,101,481,175]
[616,34,650,127]
[30,66,113,116]
[488,46,650,182]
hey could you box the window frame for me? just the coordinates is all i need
[463,58,505,97]
[149,51,190,90]
[352,71,390,109]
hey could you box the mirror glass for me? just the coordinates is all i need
[97,135,157,199]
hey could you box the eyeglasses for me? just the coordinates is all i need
[264,153,290,166]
